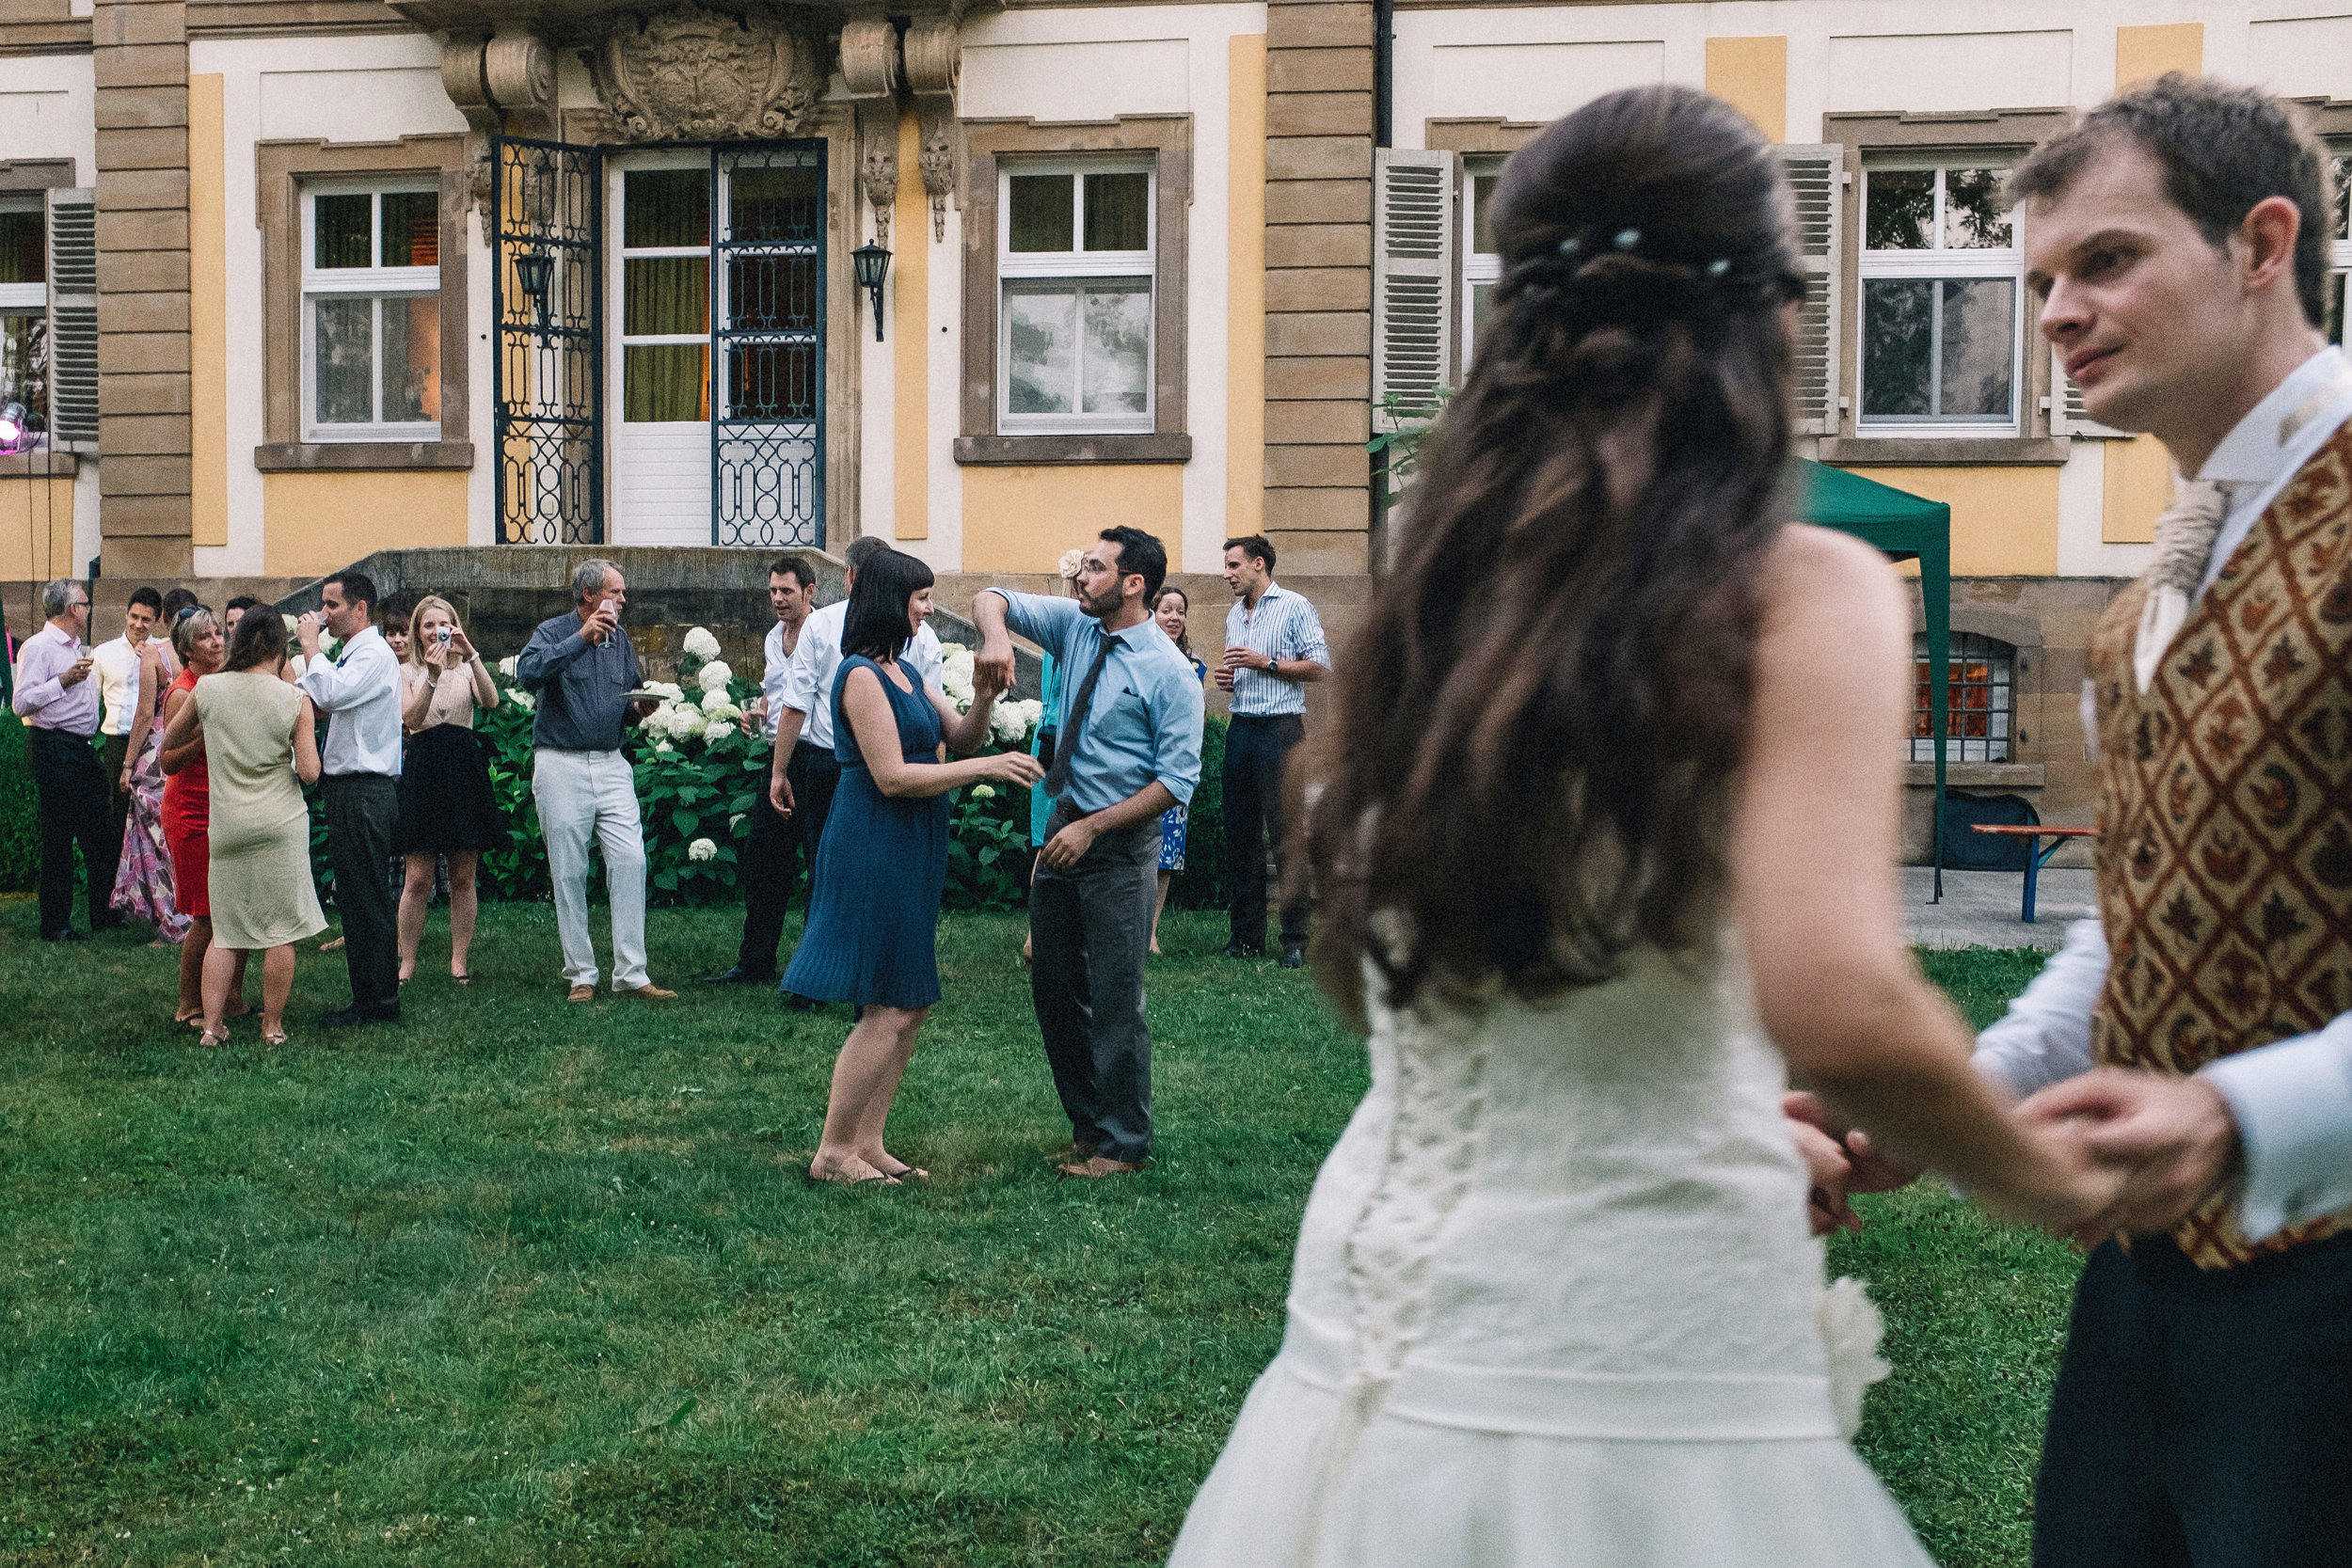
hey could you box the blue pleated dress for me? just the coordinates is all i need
[782,655,952,1009]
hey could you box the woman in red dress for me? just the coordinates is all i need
[160,607,247,1026]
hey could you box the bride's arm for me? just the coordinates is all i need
[1732,525,2114,1232]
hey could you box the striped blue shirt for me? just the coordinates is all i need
[1222,582,1329,717]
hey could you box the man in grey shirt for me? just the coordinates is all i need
[516,558,675,1004]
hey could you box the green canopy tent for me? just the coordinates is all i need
[1788,459,1951,901]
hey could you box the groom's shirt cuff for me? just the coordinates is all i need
[2200,1015,2352,1243]
[1970,917,2107,1101]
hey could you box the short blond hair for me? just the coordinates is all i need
[405,594,463,665]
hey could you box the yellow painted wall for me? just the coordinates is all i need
[1705,37,1787,144]
[2103,436,2172,543]
[1228,33,1267,544]
[1838,466,2060,576]
[263,471,469,578]
[893,110,930,542]
[189,73,228,548]
[963,466,1183,574]
[0,476,77,583]
[2116,23,2202,89]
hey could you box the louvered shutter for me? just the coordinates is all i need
[43,187,97,449]
[1781,146,1842,436]
[1372,148,1456,433]
[2048,347,2128,438]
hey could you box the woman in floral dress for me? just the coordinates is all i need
[110,625,190,942]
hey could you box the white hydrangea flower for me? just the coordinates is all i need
[969,784,995,800]
[696,660,734,694]
[699,687,738,713]
[687,836,717,863]
[683,626,723,660]
[940,646,977,709]
[1817,1277,1893,1441]
[989,702,1031,745]
[497,655,519,679]
[702,704,743,729]
[937,641,965,657]
[644,681,685,702]
[663,703,708,740]
[508,689,536,712]
[655,739,674,754]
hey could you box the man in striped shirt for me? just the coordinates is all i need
[1216,534,1329,967]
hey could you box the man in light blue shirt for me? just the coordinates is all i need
[977,527,1203,1177]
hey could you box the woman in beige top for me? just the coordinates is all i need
[161,610,325,1045]
[395,594,501,984]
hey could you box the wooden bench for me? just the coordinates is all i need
[1968,825,2096,924]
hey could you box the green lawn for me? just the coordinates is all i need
[0,897,2075,1566]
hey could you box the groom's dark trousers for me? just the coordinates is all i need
[2033,1228,2352,1567]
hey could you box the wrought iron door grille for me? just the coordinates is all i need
[494,137,604,545]
[713,143,824,548]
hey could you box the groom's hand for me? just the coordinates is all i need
[1788,1115,1861,1235]
[2015,1069,2241,1247]
[1783,1091,1921,1197]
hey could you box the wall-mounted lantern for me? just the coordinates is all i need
[852,241,891,342]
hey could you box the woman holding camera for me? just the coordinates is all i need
[394,594,501,985]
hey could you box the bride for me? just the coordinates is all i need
[1168,85,2118,1566]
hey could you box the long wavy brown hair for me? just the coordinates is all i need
[1302,86,1805,1023]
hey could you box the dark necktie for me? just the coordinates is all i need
[1045,631,1122,799]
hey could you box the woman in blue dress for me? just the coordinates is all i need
[786,548,1045,1185]
[1149,585,1210,954]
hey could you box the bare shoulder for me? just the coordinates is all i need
[1756,523,1906,641]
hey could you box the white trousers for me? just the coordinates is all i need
[532,748,649,990]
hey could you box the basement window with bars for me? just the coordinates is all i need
[998,159,1153,435]
[302,182,441,441]
[0,196,46,444]
[1914,632,2014,764]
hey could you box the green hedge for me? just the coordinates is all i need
[0,712,39,894]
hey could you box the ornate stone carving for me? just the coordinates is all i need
[843,17,904,248]
[839,15,901,100]
[585,3,823,145]
[441,24,556,243]
[904,18,961,241]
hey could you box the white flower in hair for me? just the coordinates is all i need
[687,837,717,863]
[1057,547,1087,579]
[683,626,723,660]
[696,660,734,694]
[1817,1277,1893,1441]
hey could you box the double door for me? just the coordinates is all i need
[492,136,824,547]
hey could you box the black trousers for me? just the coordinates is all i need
[2034,1229,2352,1567]
[323,774,401,1011]
[1223,713,1308,952]
[27,725,118,937]
[736,740,835,975]
[1031,802,1160,1163]
[100,730,133,863]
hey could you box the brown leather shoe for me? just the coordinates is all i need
[567,984,596,1004]
[1057,1155,1146,1179]
[1044,1141,1099,1164]
[624,983,677,1000]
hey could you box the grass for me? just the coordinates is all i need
[0,895,2075,1566]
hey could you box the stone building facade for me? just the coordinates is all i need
[5,1,2351,851]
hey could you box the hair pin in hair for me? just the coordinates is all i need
[1558,236,1579,256]
[1613,228,1640,250]
[1707,259,1731,277]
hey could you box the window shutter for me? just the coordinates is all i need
[2048,347,2128,438]
[1780,146,1842,436]
[1372,148,1456,433]
[43,187,98,449]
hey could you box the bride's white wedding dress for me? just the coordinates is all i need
[1168,941,1935,1566]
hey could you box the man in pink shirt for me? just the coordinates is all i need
[10,578,124,941]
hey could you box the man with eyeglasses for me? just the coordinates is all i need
[10,578,125,941]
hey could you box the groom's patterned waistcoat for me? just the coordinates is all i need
[2086,421,2352,1270]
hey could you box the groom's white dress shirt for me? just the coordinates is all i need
[1974,345,2352,1243]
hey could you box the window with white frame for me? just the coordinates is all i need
[1462,161,1502,371]
[0,196,45,441]
[998,160,1153,434]
[1859,165,2022,431]
[2327,152,2350,349]
[301,182,440,440]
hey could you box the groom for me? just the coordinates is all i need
[1802,75,2352,1566]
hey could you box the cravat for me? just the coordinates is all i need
[1045,631,1121,799]
[2133,477,2230,693]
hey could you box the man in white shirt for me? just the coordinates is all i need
[296,570,405,1027]
[1801,77,2352,1566]
[89,585,162,855]
[768,535,943,1004]
[704,553,818,985]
